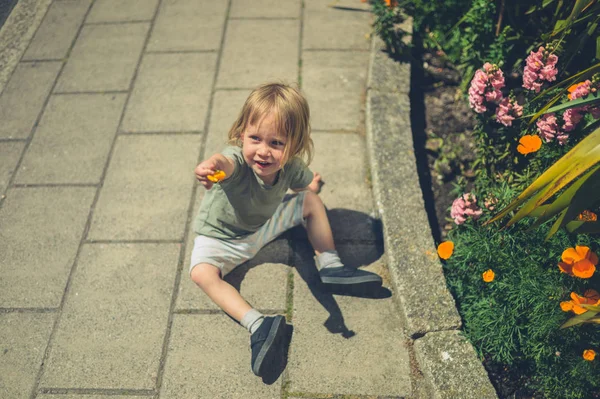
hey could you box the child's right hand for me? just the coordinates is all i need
[195,160,220,190]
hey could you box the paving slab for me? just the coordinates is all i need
[86,0,159,23]
[310,132,373,213]
[54,23,149,93]
[204,89,251,157]
[230,0,300,18]
[37,396,148,399]
[15,93,126,184]
[147,0,226,52]
[0,62,61,139]
[217,19,299,89]
[287,266,411,397]
[87,134,200,241]
[22,0,91,61]
[303,0,372,50]
[0,141,24,194]
[121,52,216,133]
[0,313,55,399]
[177,237,290,312]
[0,187,95,308]
[160,314,281,398]
[302,51,368,131]
[39,243,179,390]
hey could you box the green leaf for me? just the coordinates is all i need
[560,309,599,329]
[582,304,600,312]
[553,19,568,34]
[570,220,600,234]
[597,36,600,59]
[542,92,600,115]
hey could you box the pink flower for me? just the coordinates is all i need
[523,46,559,92]
[468,64,505,114]
[495,97,523,127]
[562,108,584,132]
[451,193,483,225]
[536,113,568,144]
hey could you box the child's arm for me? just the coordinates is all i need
[292,172,322,194]
[194,154,236,190]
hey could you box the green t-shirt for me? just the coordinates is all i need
[193,146,314,239]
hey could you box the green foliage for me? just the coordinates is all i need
[443,220,600,397]
[368,0,410,57]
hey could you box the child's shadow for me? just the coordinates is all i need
[222,208,390,384]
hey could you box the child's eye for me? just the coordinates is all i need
[250,135,260,141]
[273,140,285,146]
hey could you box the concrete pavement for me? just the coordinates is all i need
[1,1,412,398]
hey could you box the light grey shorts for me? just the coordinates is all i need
[190,192,307,276]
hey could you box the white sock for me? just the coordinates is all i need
[316,250,344,269]
[240,309,264,334]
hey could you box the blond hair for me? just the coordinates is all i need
[227,82,313,165]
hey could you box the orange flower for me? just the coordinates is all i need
[558,245,598,278]
[578,210,598,222]
[568,82,586,100]
[437,241,454,260]
[560,289,600,314]
[517,135,542,155]
[385,0,398,6]
[482,269,495,282]
[207,170,227,183]
[583,349,596,361]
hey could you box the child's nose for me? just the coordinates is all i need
[257,143,270,156]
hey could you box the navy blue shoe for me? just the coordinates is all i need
[319,266,383,293]
[250,315,287,376]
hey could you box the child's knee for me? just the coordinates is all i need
[190,263,221,288]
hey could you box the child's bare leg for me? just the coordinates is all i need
[302,191,335,254]
[190,263,252,322]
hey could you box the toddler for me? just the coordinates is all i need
[191,82,382,377]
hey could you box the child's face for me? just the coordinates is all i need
[241,111,287,185]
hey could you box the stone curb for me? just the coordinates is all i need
[0,0,52,95]
[365,32,498,398]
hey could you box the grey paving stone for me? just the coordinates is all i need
[0,62,61,139]
[178,237,290,311]
[160,314,282,398]
[87,0,159,23]
[287,268,411,397]
[22,0,91,61]
[217,19,299,89]
[0,187,95,308]
[87,134,200,241]
[147,0,226,52]
[230,0,300,18]
[311,132,373,213]
[15,93,126,184]
[302,51,369,131]
[0,313,55,399]
[0,141,24,194]
[303,0,371,50]
[54,23,149,92]
[122,53,216,133]
[414,330,498,399]
[203,89,250,157]
[39,243,179,389]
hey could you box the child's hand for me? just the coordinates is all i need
[195,160,220,190]
[307,172,323,194]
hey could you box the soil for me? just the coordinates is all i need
[413,50,538,399]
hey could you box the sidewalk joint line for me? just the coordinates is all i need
[119,130,203,136]
[83,239,182,244]
[145,49,217,54]
[303,48,370,52]
[0,308,58,313]
[84,20,152,26]
[0,138,27,142]
[38,387,155,396]
[229,17,298,20]
[20,58,65,63]
[53,90,129,95]
[13,183,98,188]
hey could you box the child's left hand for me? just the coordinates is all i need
[307,172,323,194]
